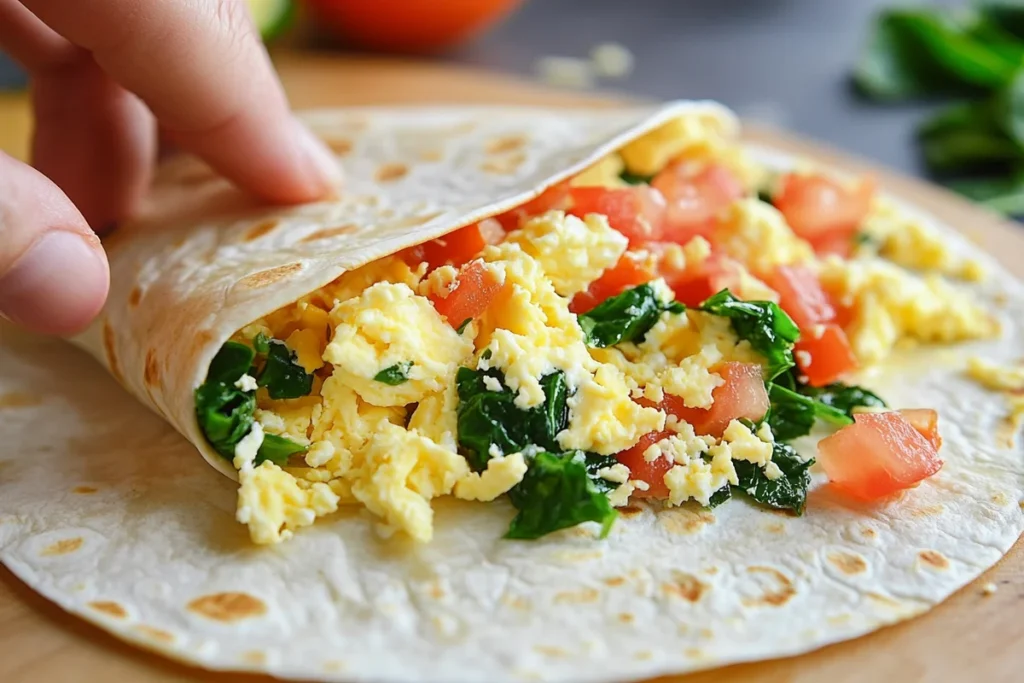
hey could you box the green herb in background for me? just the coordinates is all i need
[855,3,1024,214]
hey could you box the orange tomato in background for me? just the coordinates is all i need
[303,0,526,52]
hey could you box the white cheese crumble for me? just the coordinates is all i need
[233,422,265,470]
[590,42,635,79]
[483,375,504,392]
[234,374,259,392]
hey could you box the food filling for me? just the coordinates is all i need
[194,111,1000,545]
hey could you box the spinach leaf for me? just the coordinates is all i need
[257,338,313,400]
[767,384,852,442]
[253,332,271,355]
[256,433,308,466]
[707,484,732,509]
[921,128,1021,172]
[700,290,800,380]
[619,170,655,185]
[455,367,569,470]
[206,341,255,384]
[801,383,887,419]
[194,380,256,458]
[577,283,684,348]
[456,318,472,334]
[981,1,1024,40]
[733,443,814,515]
[506,451,618,540]
[374,361,413,386]
[583,452,621,494]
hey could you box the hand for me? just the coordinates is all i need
[0,0,340,335]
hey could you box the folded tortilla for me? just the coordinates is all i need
[0,102,1021,683]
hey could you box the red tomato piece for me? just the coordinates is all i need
[808,231,856,259]
[494,181,571,231]
[773,173,875,245]
[794,324,858,387]
[614,430,674,498]
[662,362,769,437]
[568,186,667,245]
[898,408,943,450]
[770,265,836,331]
[817,411,943,501]
[652,163,745,244]
[659,252,742,307]
[570,254,655,314]
[401,223,489,270]
[428,260,504,327]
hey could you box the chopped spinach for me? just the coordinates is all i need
[801,382,887,419]
[757,188,774,204]
[374,361,413,386]
[455,367,569,470]
[456,318,472,334]
[194,380,256,458]
[578,283,684,348]
[253,332,271,354]
[257,338,314,399]
[506,451,618,540]
[767,384,852,442]
[706,484,732,509]
[583,452,621,494]
[256,433,309,465]
[732,442,814,515]
[700,290,800,380]
[206,341,256,384]
[619,170,655,185]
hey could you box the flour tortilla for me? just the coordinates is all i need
[0,104,1021,683]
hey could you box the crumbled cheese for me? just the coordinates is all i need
[715,420,774,466]
[454,453,528,502]
[236,461,340,545]
[234,374,258,392]
[590,42,635,78]
[482,375,504,392]
[559,364,665,454]
[763,461,783,481]
[597,463,631,484]
[233,422,265,470]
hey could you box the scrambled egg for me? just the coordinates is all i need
[966,358,1024,447]
[712,198,814,275]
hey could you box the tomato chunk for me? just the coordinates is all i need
[658,251,743,307]
[898,408,943,450]
[568,186,666,245]
[817,411,943,502]
[570,253,654,314]
[662,362,769,437]
[773,173,875,247]
[494,181,571,231]
[428,260,503,327]
[652,163,745,244]
[614,430,674,498]
[401,223,490,270]
[794,324,858,387]
[770,266,836,331]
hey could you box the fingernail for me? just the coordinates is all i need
[0,231,109,335]
[293,120,343,192]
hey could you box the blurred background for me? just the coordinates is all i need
[3,0,1022,210]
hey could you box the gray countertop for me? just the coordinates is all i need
[0,0,959,178]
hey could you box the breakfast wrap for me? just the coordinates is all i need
[0,102,1021,683]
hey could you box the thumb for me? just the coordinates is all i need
[0,152,109,335]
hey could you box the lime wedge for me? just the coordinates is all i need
[247,0,295,42]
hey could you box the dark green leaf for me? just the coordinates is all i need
[505,451,618,540]
[757,188,774,204]
[917,100,998,139]
[194,381,256,458]
[257,339,313,400]
[980,1,1024,40]
[767,383,853,442]
[577,283,681,348]
[993,68,1024,147]
[921,128,1022,172]
[253,332,271,355]
[374,361,413,386]
[801,383,887,418]
[619,170,654,185]
[256,433,308,466]
[583,452,621,494]
[706,485,732,509]
[455,367,569,470]
[456,318,472,334]
[966,14,1024,63]
[206,341,255,384]
[733,442,814,515]
[700,290,799,380]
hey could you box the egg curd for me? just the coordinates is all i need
[194,112,1001,545]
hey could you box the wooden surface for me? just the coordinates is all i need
[1,53,1023,683]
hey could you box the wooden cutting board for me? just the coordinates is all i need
[1,53,1022,683]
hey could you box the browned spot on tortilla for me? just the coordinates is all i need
[144,349,160,388]
[301,224,359,243]
[73,486,98,494]
[992,491,1010,506]
[684,647,704,659]
[326,138,353,155]
[89,601,127,618]
[556,550,603,563]
[634,650,653,661]
[486,135,527,154]
[187,592,267,623]
[699,628,714,639]
[323,660,345,672]
[604,576,626,587]
[910,503,945,518]
[828,613,852,625]
[618,505,643,518]
[245,220,279,242]
[765,522,785,534]
[618,612,635,624]
[534,646,568,658]
[190,329,216,360]
[554,588,599,604]
[866,591,902,609]
[102,321,123,384]
[128,286,142,307]
[742,566,796,607]
[481,152,526,175]
[0,391,43,408]
[428,580,445,599]
[134,625,174,643]
[419,149,443,162]
[658,508,715,535]
[828,551,867,575]
[375,163,408,182]
[500,595,530,611]
[662,571,707,602]
[41,537,83,556]
[242,651,266,665]
[239,262,303,289]
[918,550,949,570]
[704,566,719,575]
[860,527,877,539]
[568,526,595,539]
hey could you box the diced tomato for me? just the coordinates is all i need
[659,362,769,437]
[614,430,674,498]
[898,408,943,450]
[494,181,571,231]
[794,324,857,387]
[817,411,943,502]
[570,253,655,314]
[400,223,490,270]
[659,252,742,307]
[808,232,856,259]
[568,186,667,245]
[770,266,836,331]
[652,163,745,244]
[428,259,504,327]
[773,173,875,247]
